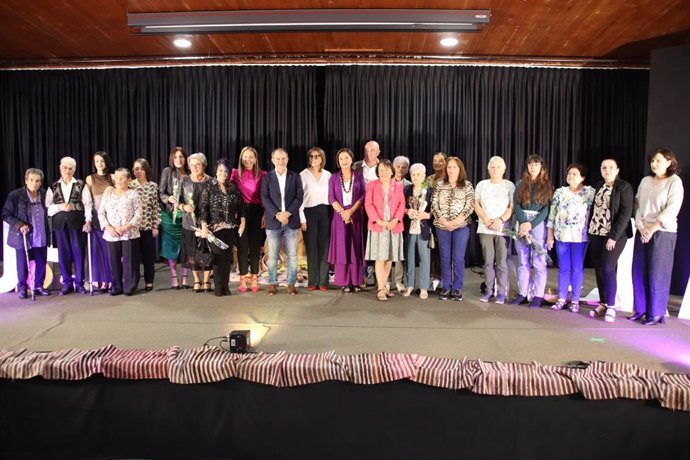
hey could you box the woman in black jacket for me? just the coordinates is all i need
[199,158,246,296]
[2,168,51,298]
[587,158,634,322]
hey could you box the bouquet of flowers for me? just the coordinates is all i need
[172,177,180,223]
[192,226,229,250]
[183,184,196,227]
[409,191,428,234]
[501,227,553,265]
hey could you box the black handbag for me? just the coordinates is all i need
[194,238,214,267]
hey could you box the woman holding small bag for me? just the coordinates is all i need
[179,153,212,293]
[200,159,246,296]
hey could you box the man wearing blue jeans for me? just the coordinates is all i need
[261,148,304,295]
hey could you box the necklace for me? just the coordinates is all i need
[341,171,353,193]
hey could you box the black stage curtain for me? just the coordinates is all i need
[0,65,648,263]
[0,65,318,198]
[323,66,648,187]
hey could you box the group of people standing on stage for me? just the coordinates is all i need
[2,142,684,325]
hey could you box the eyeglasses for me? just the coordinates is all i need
[309,155,321,159]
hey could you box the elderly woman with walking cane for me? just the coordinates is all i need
[3,168,52,299]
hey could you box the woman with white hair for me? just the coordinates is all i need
[2,168,51,299]
[391,155,411,293]
[403,163,433,299]
[178,152,212,293]
[45,156,93,295]
[474,156,514,304]
[99,168,142,296]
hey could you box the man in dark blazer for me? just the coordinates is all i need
[2,168,52,298]
[260,148,304,295]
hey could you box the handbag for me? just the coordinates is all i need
[194,238,214,267]
[429,230,436,249]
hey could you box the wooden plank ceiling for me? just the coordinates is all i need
[1,0,689,67]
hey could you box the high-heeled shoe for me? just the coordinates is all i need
[250,274,260,292]
[204,282,213,293]
[642,316,665,326]
[170,275,179,290]
[238,275,248,293]
[181,276,190,289]
[627,312,646,321]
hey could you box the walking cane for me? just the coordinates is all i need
[22,232,36,301]
[87,230,94,296]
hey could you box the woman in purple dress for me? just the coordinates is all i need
[85,151,114,293]
[328,148,366,292]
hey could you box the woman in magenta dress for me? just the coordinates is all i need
[328,148,366,292]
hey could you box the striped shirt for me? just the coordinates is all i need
[431,180,475,229]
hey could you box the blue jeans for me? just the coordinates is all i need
[266,226,299,285]
[405,233,431,290]
[555,241,588,301]
[436,226,470,291]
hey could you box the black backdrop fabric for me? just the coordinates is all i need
[0,65,649,263]
[646,45,690,295]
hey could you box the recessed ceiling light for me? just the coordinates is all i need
[173,38,192,48]
[440,37,459,47]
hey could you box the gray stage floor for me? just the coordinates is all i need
[1,266,688,374]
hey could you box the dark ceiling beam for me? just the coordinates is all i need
[0,54,650,71]
[128,9,491,34]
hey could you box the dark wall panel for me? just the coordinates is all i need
[646,45,690,295]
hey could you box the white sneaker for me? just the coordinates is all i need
[419,289,428,299]
[403,287,413,297]
[396,283,406,294]
[432,278,441,291]
[479,292,493,302]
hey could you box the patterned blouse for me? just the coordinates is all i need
[431,181,475,230]
[547,185,595,242]
[129,180,161,231]
[98,188,142,242]
[199,180,246,232]
[588,184,613,236]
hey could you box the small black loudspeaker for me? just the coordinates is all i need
[229,330,250,353]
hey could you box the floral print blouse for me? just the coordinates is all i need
[547,185,595,242]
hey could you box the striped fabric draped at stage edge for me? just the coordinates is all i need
[0,346,688,412]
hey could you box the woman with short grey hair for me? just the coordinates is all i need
[179,152,212,292]
[404,163,433,299]
[474,156,514,304]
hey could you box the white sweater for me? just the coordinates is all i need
[634,175,684,233]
